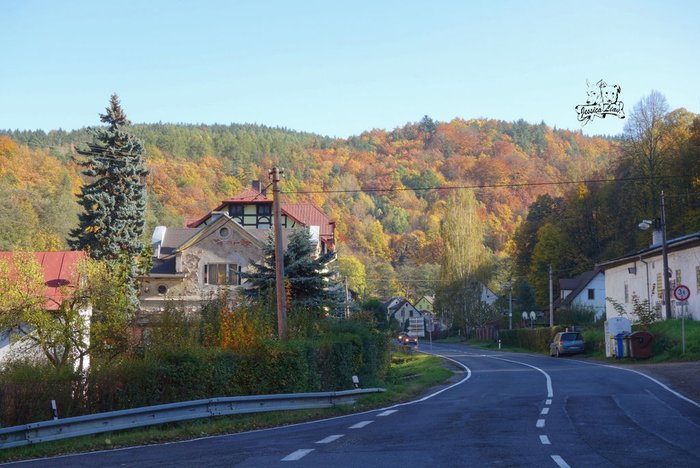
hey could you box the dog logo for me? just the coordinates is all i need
[576,79,625,126]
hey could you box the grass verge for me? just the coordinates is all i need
[0,352,451,463]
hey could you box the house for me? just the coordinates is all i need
[384,297,425,337]
[480,284,499,305]
[186,181,335,255]
[0,251,89,365]
[553,268,605,319]
[139,182,336,312]
[597,231,700,321]
[414,295,434,313]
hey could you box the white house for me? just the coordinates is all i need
[597,231,700,321]
[553,268,606,319]
[384,297,425,337]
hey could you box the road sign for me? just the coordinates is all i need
[673,284,691,301]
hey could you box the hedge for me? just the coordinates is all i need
[0,322,390,426]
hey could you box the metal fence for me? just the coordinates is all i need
[0,388,385,450]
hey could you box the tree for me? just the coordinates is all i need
[0,254,132,371]
[69,94,149,307]
[338,255,367,297]
[623,90,672,217]
[435,190,494,330]
[242,228,342,314]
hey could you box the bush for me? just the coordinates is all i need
[499,326,566,353]
[2,319,391,425]
[0,362,81,426]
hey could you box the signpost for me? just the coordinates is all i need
[673,285,691,353]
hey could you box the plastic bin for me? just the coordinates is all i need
[615,333,630,358]
[629,331,654,359]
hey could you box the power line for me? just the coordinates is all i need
[281,174,686,195]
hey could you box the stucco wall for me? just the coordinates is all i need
[604,245,700,321]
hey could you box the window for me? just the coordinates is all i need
[624,283,629,303]
[229,204,244,217]
[157,285,168,295]
[587,288,595,300]
[657,272,663,299]
[204,263,241,285]
[218,227,230,239]
[257,204,272,216]
[696,266,700,293]
[676,269,682,285]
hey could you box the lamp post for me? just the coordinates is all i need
[639,191,672,320]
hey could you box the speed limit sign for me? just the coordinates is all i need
[673,285,691,301]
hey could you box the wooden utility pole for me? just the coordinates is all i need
[270,167,287,340]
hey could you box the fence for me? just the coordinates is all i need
[0,388,385,450]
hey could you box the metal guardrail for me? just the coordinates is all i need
[0,388,385,450]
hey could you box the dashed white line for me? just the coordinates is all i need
[281,449,314,461]
[316,434,344,444]
[541,407,550,415]
[551,455,571,468]
[377,409,398,417]
[349,420,374,429]
[536,419,546,428]
[545,399,552,405]
[539,435,551,445]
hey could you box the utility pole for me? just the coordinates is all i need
[549,265,554,327]
[508,277,513,330]
[270,167,287,340]
[345,276,349,318]
[661,191,672,320]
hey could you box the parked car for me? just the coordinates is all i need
[550,331,585,357]
[397,333,418,346]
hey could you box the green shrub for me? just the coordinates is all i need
[0,362,81,426]
[499,326,566,352]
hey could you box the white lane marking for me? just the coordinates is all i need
[551,455,571,468]
[316,435,344,444]
[540,435,551,445]
[541,407,550,415]
[377,409,398,417]
[546,399,552,405]
[281,449,314,461]
[488,355,554,398]
[536,419,545,428]
[350,420,373,429]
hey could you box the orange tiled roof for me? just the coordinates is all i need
[0,251,86,310]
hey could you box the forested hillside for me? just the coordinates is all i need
[0,116,624,302]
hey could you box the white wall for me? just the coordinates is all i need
[604,245,700,321]
[570,272,606,318]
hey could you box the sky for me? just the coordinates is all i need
[1,0,699,139]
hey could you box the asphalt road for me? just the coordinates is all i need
[11,343,700,467]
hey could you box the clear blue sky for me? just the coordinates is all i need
[1,0,698,138]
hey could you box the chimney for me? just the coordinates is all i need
[252,180,261,193]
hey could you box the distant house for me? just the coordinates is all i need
[139,182,336,312]
[480,284,499,305]
[384,297,425,337]
[0,251,88,365]
[414,295,434,313]
[597,231,700,321]
[553,268,605,319]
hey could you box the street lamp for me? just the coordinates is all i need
[639,192,671,320]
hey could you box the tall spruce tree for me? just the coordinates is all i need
[69,95,149,305]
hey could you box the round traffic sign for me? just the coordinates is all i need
[673,284,691,301]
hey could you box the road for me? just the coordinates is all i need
[12,343,700,467]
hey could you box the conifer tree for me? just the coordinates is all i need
[70,95,148,259]
[69,95,149,307]
[242,228,341,312]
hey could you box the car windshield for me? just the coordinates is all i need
[561,333,582,341]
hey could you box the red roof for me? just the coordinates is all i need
[222,188,271,203]
[282,203,335,242]
[0,251,86,310]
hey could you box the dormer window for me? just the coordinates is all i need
[229,205,244,217]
